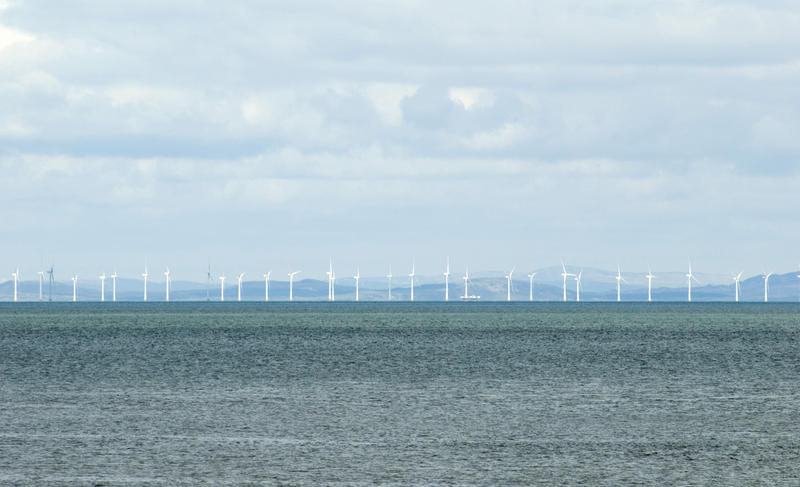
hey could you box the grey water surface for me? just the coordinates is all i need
[1,302,799,485]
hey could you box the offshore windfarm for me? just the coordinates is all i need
[4,260,800,302]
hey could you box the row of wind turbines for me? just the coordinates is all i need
[6,260,799,302]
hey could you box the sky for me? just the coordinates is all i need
[1,0,799,282]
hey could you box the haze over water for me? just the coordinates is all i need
[1,303,799,485]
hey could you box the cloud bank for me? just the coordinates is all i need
[1,1,799,278]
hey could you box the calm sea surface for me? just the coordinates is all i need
[1,302,799,485]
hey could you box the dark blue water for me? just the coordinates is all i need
[1,303,799,485]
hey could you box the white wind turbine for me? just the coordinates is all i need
[326,259,333,301]
[219,275,226,301]
[444,258,451,302]
[686,262,698,302]
[408,262,415,302]
[11,267,19,302]
[330,266,336,301]
[237,272,245,302]
[142,267,149,302]
[288,270,301,301]
[462,266,470,300]
[37,271,44,301]
[505,267,515,302]
[386,266,392,301]
[111,271,118,302]
[72,274,78,302]
[561,262,575,302]
[263,271,271,302]
[575,270,583,302]
[762,272,773,302]
[615,265,626,302]
[164,268,171,302]
[732,271,743,302]
[99,273,106,302]
[527,272,536,302]
[645,267,655,302]
[353,268,360,302]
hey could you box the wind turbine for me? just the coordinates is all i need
[263,271,271,302]
[164,268,171,302]
[71,274,78,302]
[615,265,626,302]
[645,267,655,302]
[732,272,743,302]
[237,272,245,302]
[408,262,415,302]
[686,262,698,302]
[462,266,470,300]
[99,273,106,302]
[505,267,514,302]
[219,275,226,301]
[560,261,574,302]
[386,266,392,301]
[47,267,54,302]
[37,271,44,301]
[288,270,301,301]
[762,272,773,302]
[111,271,118,302]
[575,270,583,302]
[353,268,360,302]
[326,259,333,301]
[142,266,149,302]
[527,272,536,302]
[11,267,19,302]
[444,258,450,302]
[331,265,336,301]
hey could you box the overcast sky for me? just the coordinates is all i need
[1,0,799,281]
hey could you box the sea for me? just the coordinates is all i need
[1,302,798,486]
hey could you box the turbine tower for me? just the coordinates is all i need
[288,270,301,301]
[686,262,698,302]
[353,268,360,302]
[505,267,514,302]
[463,266,470,300]
[11,267,19,302]
[47,267,54,302]
[263,271,271,302]
[560,262,574,302]
[326,259,333,301]
[100,273,106,302]
[386,266,392,301]
[527,272,536,302]
[443,258,450,302]
[763,272,773,302]
[330,267,336,301]
[111,271,118,302]
[645,267,655,302]
[615,265,626,302]
[37,271,44,301]
[237,272,245,302]
[164,268,171,302]
[219,275,226,301]
[408,262,415,302]
[575,270,583,302]
[142,267,149,302]
[733,271,743,302]
[71,274,78,302]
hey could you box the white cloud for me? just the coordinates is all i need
[0,1,799,274]
[0,23,33,50]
